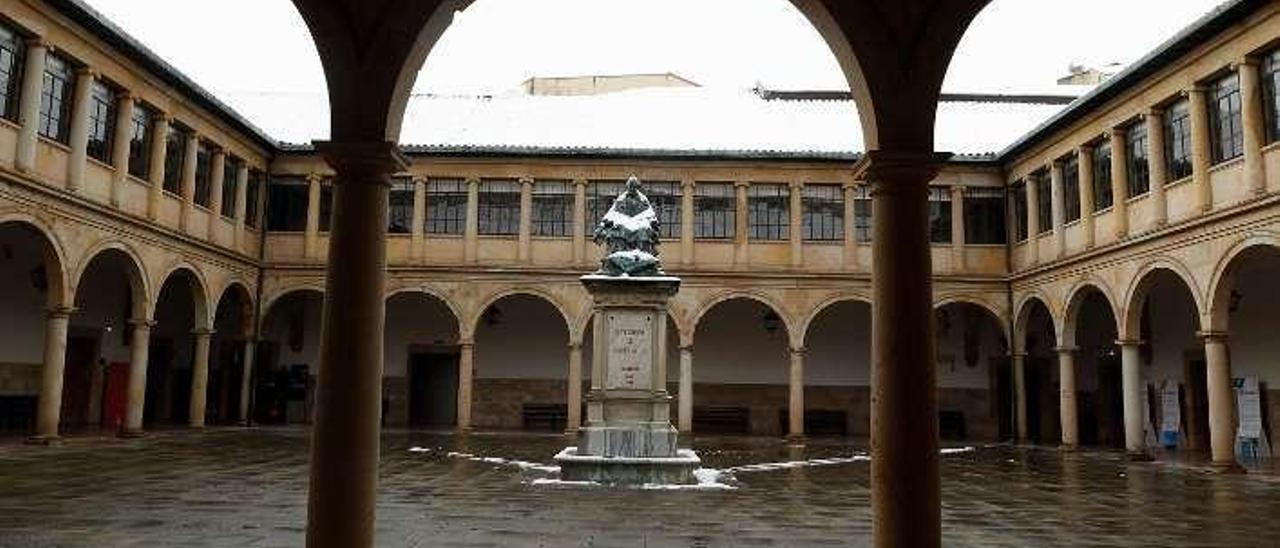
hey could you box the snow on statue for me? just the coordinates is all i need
[592,176,664,277]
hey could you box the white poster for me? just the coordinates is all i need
[1234,376,1272,459]
[1160,380,1181,448]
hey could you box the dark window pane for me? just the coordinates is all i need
[1126,122,1150,197]
[1011,181,1029,242]
[587,180,625,227]
[1062,155,1081,223]
[854,185,872,243]
[221,156,240,219]
[86,81,116,163]
[1266,50,1280,144]
[163,125,187,194]
[929,187,952,243]
[267,176,309,232]
[802,184,843,242]
[478,179,520,236]
[645,181,681,240]
[1034,172,1052,234]
[426,178,467,235]
[694,182,735,240]
[532,180,572,237]
[1092,143,1114,211]
[964,187,1006,245]
[1164,99,1193,181]
[38,53,73,143]
[747,183,789,241]
[0,24,23,122]
[193,142,213,207]
[128,103,153,180]
[245,170,263,229]
[318,182,333,232]
[388,177,415,234]
[1210,73,1243,163]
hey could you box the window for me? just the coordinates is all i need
[928,187,952,243]
[1011,181,1028,242]
[477,179,520,236]
[1164,99,1193,181]
[1092,142,1114,211]
[245,169,263,229]
[802,184,843,242]
[1210,73,1243,163]
[426,178,467,235]
[388,177,415,234]
[127,103,153,180]
[86,81,116,163]
[1266,50,1280,143]
[1062,155,1081,223]
[645,181,681,240]
[747,183,789,241]
[854,185,872,243]
[318,181,333,232]
[266,176,309,232]
[0,24,22,121]
[694,182,735,240]
[221,156,240,219]
[587,180,625,227]
[38,53,73,143]
[1033,172,1052,234]
[1126,122,1150,197]
[531,180,572,237]
[163,125,188,194]
[193,142,213,207]
[964,187,1006,245]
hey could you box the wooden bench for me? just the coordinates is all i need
[521,403,568,431]
[693,406,750,434]
[779,409,849,437]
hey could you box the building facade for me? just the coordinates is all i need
[0,0,1277,466]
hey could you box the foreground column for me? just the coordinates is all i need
[788,346,806,442]
[1119,339,1147,459]
[188,329,213,428]
[678,345,693,433]
[109,93,136,208]
[456,341,474,431]
[1145,109,1170,227]
[1188,86,1214,212]
[1240,59,1267,196]
[66,68,96,192]
[122,319,153,437]
[1013,352,1028,442]
[866,152,943,548]
[305,142,404,548]
[1057,346,1079,449]
[1201,331,1238,468]
[15,38,47,173]
[146,115,170,220]
[32,307,73,442]
[566,342,583,433]
[239,339,255,424]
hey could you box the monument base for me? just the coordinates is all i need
[555,446,700,485]
[579,421,680,458]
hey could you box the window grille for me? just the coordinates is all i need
[964,187,1006,245]
[388,177,415,234]
[426,178,467,235]
[86,81,116,163]
[694,182,735,240]
[38,53,73,143]
[802,184,843,242]
[478,179,520,236]
[532,180,572,237]
[747,183,789,241]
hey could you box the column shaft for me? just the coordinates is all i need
[234,164,250,250]
[734,181,749,268]
[573,179,588,266]
[1120,341,1147,457]
[464,178,479,263]
[843,184,859,270]
[518,177,533,263]
[1240,60,1267,196]
[33,309,72,440]
[1058,348,1079,449]
[146,115,170,220]
[678,346,693,433]
[1013,353,1028,441]
[209,150,227,221]
[66,69,95,191]
[1025,173,1040,264]
[179,132,199,232]
[15,39,47,173]
[566,343,583,432]
[868,155,941,548]
[411,178,426,261]
[122,320,152,436]
[788,347,805,440]
[1109,129,1130,238]
[789,182,804,268]
[1050,161,1066,258]
[1188,87,1214,212]
[1146,109,1169,226]
[109,93,135,208]
[304,174,322,259]
[680,180,695,266]
[188,330,213,428]
[1202,333,1237,466]
[950,186,965,270]
[1077,146,1097,249]
[457,342,474,430]
[239,339,255,424]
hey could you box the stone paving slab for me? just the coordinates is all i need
[1,428,1279,546]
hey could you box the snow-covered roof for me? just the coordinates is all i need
[226,87,1071,161]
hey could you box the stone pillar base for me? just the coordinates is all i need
[1126,451,1154,462]
[1211,461,1247,474]
[555,446,699,485]
[786,433,806,446]
[579,421,679,458]
[119,429,146,439]
[24,435,61,446]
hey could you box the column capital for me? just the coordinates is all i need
[790,346,808,355]
[1115,338,1143,348]
[852,150,951,183]
[459,340,475,349]
[679,344,694,353]
[306,172,325,184]
[129,318,155,329]
[1053,346,1079,354]
[1187,84,1208,96]
[74,66,98,79]
[192,328,216,337]
[733,180,750,189]
[950,185,965,196]
[568,342,583,351]
[519,176,535,186]
[465,177,480,186]
[788,180,806,190]
[1108,125,1128,138]
[25,36,49,49]
[1010,351,1028,359]
[46,306,76,318]
[313,141,408,183]
[1197,330,1229,343]
[1237,56,1260,69]
[1146,106,1165,118]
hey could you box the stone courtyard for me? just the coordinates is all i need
[1,429,1278,547]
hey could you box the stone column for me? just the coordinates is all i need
[1239,59,1267,196]
[1145,109,1170,227]
[109,92,135,208]
[305,141,405,547]
[1012,352,1028,441]
[680,179,695,266]
[1118,339,1147,458]
[678,345,693,433]
[1201,331,1238,467]
[1057,346,1079,449]
[238,339,255,424]
[31,307,73,442]
[411,178,426,262]
[788,346,806,442]
[146,115,170,220]
[15,38,47,173]
[842,183,859,270]
[66,68,96,192]
[464,178,480,264]
[234,164,250,251]
[1188,86,1214,212]
[304,173,323,259]
[573,179,589,266]
[456,340,474,430]
[865,152,944,547]
[950,185,965,270]
[789,181,804,268]
[122,319,153,437]
[1049,161,1066,258]
[733,181,749,268]
[1077,146,1097,249]
[1024,172,1040,264]
[566,342,583,433]
[188,329,213,428]
[179,132,199,232]
[209,149,227,221]
[518,177,533,263]
[1109,128,1130,239]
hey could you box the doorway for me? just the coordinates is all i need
[409,350,459,428]
[1183,356,1209,452]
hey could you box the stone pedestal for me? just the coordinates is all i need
[556,275,698,485]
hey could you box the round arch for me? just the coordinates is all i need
[386,286,464,335]
[693,290,796,347]
[1013,292,1057,353]
[799,294,873,348]
[933,294,1009,340]
[0,215,71,309]
[155,263,214,330]
[214,281,255,337]
[260,284,326,330]
[1121,257,1205,339]
[72,240,151,319]
[468,287,573,342]
[1061,280,1120,349]
[1206,234,1280,332]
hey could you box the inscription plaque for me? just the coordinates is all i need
[606,311,653,390]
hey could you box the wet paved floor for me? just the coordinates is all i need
[2,428,1279,547]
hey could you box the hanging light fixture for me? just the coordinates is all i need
[762,311,781,334]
